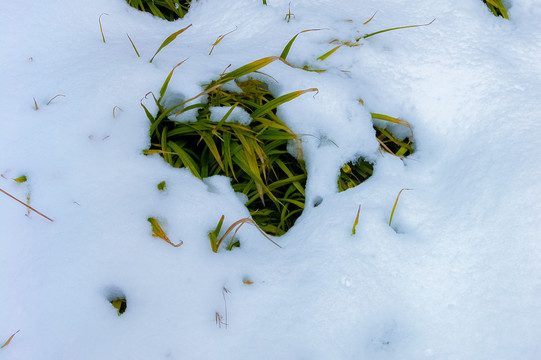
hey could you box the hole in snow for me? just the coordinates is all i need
[104,286,127,316]
[337,157,374,192]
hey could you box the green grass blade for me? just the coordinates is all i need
[358,19,435,41]
[280,29,323,60]
[159,59,188,101]
[168,141,201,179]
[317,45,342,61]
[251,88,318,119]
[150,24,192,63]
[217,57,280,85]
[199,131,225,171]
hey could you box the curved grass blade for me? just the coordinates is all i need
[217,56,280,85]
[148,217,183,247]
[1,330,20,349]
[216,217,281,251]
[159,59,188,101]
[99,13,109,43]
[280,29,324,60]
[389,188,411,227]
[251,88,318,119]
[363,11,378,25]
[358,19,435,41]
[150,24,192,63]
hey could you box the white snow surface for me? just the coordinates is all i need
[1,0,541,359]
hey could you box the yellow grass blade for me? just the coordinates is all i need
[13,175,27,183]
[126,33,140,57]
[149,24,192,63]
[317,45,342,61]
[363,11,378,25]
[147,217,183,247]
[99,13,109,43]
[389,188,411,227]
[352,204,361,235]
[209,26,237,55]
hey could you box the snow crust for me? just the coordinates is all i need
[1,0,540,359]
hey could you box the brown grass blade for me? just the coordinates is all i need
[0,188,53,222]
[46,94,65,105]
[1,330,20,349]
[363,11,378,25]
[216,218,281,250]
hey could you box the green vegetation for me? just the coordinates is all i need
[338,113,414,192]
[110,298,127,316]
[484,0,508,19]
[126,0,192,21]
[143,57,317,237]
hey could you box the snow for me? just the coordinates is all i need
[1,0,540,359]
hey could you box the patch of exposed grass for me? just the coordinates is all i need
[126,0,192,21]
[338,113,414,192]
[144,58,317,237]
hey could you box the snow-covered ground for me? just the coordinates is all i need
[1,0,540,359]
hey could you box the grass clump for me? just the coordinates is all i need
[126,0,192,21]
[144,58,317,236]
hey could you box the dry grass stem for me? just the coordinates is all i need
[1,330,20,349]
[0,188,53,222]
[46,94,65,105]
